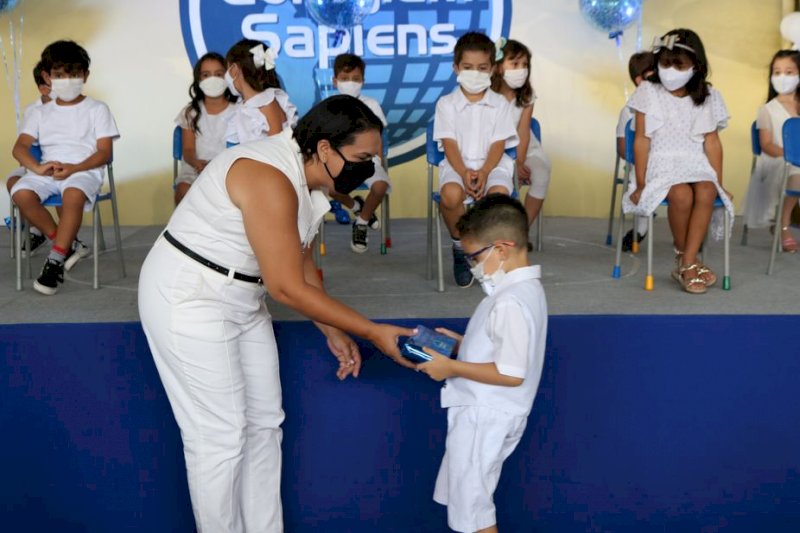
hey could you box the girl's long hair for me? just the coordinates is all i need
[184,52,237,134]
[491,39,534,108]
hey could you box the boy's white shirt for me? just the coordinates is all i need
[441,265,547,417]
[433,87,519,160]
[20,96,119,164]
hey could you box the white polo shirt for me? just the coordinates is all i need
[433,87,518,162]
[441,265,547,417]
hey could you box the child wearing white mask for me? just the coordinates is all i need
[417,194,547,533]
[742,50,800,252]
[434,32,518,288]
[224,39,297,145]
[623,29,733,295]
[328,53,391,253]
[493,38,552,229]
[11,40,120,296]
[174,52,238,204]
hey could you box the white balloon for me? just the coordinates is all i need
[780,12,800,47]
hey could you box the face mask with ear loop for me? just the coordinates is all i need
[323,146,376,194]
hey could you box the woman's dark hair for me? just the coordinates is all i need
[225,39,281,93]
[766,49,800,103]
[454,31,496,66]
[40,40,90,75]
[652,28,710,106]
[294,95,383,162]
[491,39,534,107]
[184,52,237,134]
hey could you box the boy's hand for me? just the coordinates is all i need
[52,163,77,180]
[35,162,56,177]
[417,349,454,381]
[325,328,362,380]
[471,169,488,199]
[517,162,531,184]
[434,327,462,354]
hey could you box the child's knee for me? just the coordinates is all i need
[61,188,89,207]
[370,180,389,196]
[11,188,38,206]
[440,184,465,208]
[694,182,717,203]
[668,184,693,207]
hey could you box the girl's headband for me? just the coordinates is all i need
[651,34,696,55]
[249,44,277,71]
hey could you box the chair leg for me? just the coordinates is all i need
[25,223,32,280]
[380,195,388,255]
[9,196,15,259]
[96,208,107,252]
[384,195,391,248]
[607,157,621,246]
[536,212,543,252]
[631,215,640,254]
[740,224,748,246]
[435,203,444,293]
[645,215,654,291]
[14,206,22,291]
[93,206,100,289]
[723,209,731,290]
[612,204,626,278]
[319,218,327,257]
[110,194,126,279]
[767,190,786,275]
[426,168,434,280]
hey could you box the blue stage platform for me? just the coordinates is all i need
[3,316,800,532]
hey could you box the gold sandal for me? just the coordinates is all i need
[677,264,707,294]
[696,264,717,287]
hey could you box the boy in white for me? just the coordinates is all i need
[329,53,390,253]
[434,32,518,288]
[419,194,547,533]
[616,51,655,251]
[11,40,120,296]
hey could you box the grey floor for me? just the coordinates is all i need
[1,216,799,324]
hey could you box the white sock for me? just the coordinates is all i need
[355,216,368,226]
[636,217,648,234]
[452,239,462,249]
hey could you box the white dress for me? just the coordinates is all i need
[174,101,236,184]
[622,81,734,240]
[742,98,800,228]
[226,88,298,145]
[509,99,551,199]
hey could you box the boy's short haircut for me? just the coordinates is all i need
[628,51,655,84]
[333,54,366,77]
[41,40,91,75]
[456,194,529,249]
[453,31,496,66]
[32,60,46,87]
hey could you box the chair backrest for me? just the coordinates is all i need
[173,125,183,161]
[426,121,444,166]
[782,117,800,166]
[750,121,761,157]
[29,144,43,162]
[531,118,542,144]
[624,119,635,164]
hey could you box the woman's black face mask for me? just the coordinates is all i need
[324,146,375,194]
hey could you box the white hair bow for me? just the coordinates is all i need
[249,44,277,71]
[495,37,507,62]
[651,34,695,54]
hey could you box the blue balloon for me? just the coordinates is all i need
[579,0,641,35]
[0,0,19,14]
[305,0,376,31]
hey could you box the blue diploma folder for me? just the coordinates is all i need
[400,325,457,364]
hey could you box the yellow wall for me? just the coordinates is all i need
[0,0,785,224]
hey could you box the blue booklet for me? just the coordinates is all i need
[400,325,457,364]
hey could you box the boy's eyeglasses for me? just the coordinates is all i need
[463,241,515,267]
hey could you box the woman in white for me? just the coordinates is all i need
[492,38,552,227]
[623,29,733,295]
[743,49,800,252]
[224,39,297,145]
[174,51,237,204]
[138,96,413,533]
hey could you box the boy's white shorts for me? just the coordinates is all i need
[10,169,104,211]
[437,155,514,195]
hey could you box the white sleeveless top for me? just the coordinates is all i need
[167,128,331,276]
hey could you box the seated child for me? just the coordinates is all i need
[329,53,391,253]
[418,194,548,533]
[7,60,53,255]
[434,32,518,287]
[224,39,297,144]
[10,40,120,295]
[493,38,552,228]
[174,51,237,204]
[617,51,655,251]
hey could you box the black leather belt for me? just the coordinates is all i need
[163,230,262,284]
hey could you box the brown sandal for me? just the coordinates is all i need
[676,264,707,294]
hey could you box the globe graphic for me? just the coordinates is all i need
[180,0,510,164]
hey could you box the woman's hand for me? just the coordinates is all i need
[629,188,642,205]
[434,327,462,354]
[367,323,417,369]
[325,328,362,380]
[417,349,454,381]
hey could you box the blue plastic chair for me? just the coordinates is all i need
[425,121,519,292]
[767,117,800,274]
[741,121,762,245]
[11,145,125,290]
[612,120,636,278]
[173,125,183,183]
[606,117,632,246]
[612,119,731,290]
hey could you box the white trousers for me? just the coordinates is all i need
[138,237,284,533]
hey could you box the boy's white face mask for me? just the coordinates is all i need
[457,69,492,94]
[469,247,507,296]
[51,78,84,102]
[337,81,363,98]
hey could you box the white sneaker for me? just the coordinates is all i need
[64,239,91,272]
